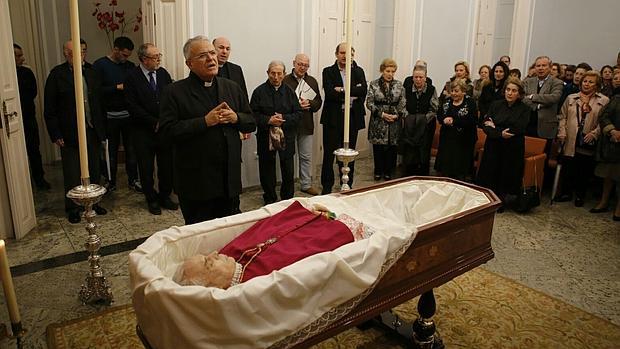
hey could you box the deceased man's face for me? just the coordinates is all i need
[182,252,236,289]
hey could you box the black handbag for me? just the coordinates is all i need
[515,162,540,213]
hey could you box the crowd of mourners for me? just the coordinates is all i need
[369,54,620,220]
[14,34,620,224]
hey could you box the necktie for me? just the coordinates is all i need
[148,71,157,91]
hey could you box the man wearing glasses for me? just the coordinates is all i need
[159,36,256,224]
[283,53,323,196]
[125,43,176,215]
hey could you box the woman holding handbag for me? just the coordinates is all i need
[591,71,620,220]
[556,70,609,207]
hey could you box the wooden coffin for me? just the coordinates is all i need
[136,176,501,348]
[290,176,501,348]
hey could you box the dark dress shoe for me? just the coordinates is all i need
[614,215,620,222]
[554,194,572,202]
[93,204,107,215]
[67,210,81,224]
[374,175,382,181]
[148,201,162,215]
[384,174,392,180]
[159,198,178,210]
[589,207,609,213]
[574,197,584,207]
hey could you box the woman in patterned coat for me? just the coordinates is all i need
[366,58,406,180]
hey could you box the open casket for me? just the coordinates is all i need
[130,177,501,348]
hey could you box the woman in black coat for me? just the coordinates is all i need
[476,77,530,204]
[434,79,478,180]
[478,61,510,120]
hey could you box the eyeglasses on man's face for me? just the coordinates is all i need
[145,53,163,60]
[191,51,217,61]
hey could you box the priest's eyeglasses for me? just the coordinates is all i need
[192,51,217,61]
[145,53,163,60]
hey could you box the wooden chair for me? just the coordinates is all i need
[472,128,487,173]
[430,120,441,157]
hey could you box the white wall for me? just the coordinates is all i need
[528,0,620,70]
[413,0,477,87]
[492,0,514,64]
[373,0,394,78]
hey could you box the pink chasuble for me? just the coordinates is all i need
[219,201,354,282]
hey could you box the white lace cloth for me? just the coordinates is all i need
[129,180,489,349]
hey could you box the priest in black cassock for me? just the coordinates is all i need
[159,36,255,225]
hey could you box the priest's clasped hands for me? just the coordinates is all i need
[205,102,238,126]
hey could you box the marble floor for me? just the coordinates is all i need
[0,156,618,348]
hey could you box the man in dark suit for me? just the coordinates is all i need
[213,36,249,213]
[159,36,256,225]
[125,43,175,215]
[251,60,302,205]
[44,40,107,223]
[14,43,50,190]
[320,43,368,194]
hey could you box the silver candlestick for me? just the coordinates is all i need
[334,145,359,191]
[66,178,113,305]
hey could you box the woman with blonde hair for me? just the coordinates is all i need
[366,58,406,180]
[439,61,474,105]
[556,70,610,206]
[435,78,478,179]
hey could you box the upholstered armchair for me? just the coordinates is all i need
[522,136,547,190]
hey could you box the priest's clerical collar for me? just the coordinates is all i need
[204,80,214,87]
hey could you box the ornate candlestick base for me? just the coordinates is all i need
[0,322,26,348]
[66,180,113,305]
[334,147,359,191]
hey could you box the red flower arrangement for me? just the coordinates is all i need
[92,1,142,50]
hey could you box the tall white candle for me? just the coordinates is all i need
[69,0,89,179]
[343,0,353,146]
[0,240,20,324]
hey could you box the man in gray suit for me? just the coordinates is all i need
[522,56,564,151]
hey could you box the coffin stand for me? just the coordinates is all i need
[136,177,501,348]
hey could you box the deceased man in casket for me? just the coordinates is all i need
[175,201,377,289]
[129,180,491,349]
